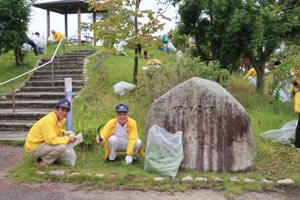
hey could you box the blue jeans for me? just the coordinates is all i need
[28,39,39,55]
[295,115,300,148]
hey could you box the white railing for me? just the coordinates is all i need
[0,34,86,112]
[0,33,95,87]
[0,38,65,87]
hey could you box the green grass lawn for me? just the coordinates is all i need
[2,45,300,195]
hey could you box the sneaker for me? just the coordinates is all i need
[132,156,138,161]
[35,158,47,167]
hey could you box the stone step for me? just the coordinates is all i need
[0,50,95,140]
[5,92,77,100]
[39,56,90,64]
[0,131,27,140]
[29,74,83,81]
[24,80,84,87]
[40,56,84,60]
[0,120,35,131]
[41,52,93,60]
[0,109,48,120]
[19,86,84,92]
[37,61,84,67]
[32,69,83,76]
[0,99,60,109]
[64,51,95,56]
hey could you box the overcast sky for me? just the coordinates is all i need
[29,0,178,39]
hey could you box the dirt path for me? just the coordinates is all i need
[0,145,298,200]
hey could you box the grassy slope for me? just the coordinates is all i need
[3,46,300,194]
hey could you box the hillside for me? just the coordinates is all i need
[1,46,300,194]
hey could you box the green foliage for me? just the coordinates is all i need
[170,24,189,51]
[88,0,173,84]
[89,0,170,48]
[0,51,33,95]
[0,0,34,65]
[0,0,32,50]
[174,0,300,93]
[268,45,300,97]
[168,56,230,88]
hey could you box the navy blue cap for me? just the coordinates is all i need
[116,104,129,113]
[56,99,71,110]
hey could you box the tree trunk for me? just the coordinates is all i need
[14,48,24,66]
[132,0,140,85]
[256,68,265,94]
[249,52,268,95]
[253,62,265,94]
[133,47,138,85]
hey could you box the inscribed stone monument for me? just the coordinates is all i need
[144,77,256,172]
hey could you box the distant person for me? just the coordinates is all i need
[290,80,300,148]
[24,99,76,166]
[159,33,177,54]
[26,33,39,56]
[159,34,169,52]
[51,30,64,42]
[96,104,144,164]
[34,32,47,54]
[243,66,257,85]
[113,41,128,56]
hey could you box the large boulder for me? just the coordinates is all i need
[144,77,256,172]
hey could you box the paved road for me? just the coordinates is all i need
[0,145,298,200]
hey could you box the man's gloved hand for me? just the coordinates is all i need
[125,155,133,164]
[96,135,104,143]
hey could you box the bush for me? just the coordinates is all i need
[138,56,230,102]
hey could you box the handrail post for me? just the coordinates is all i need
[51,62,54,88]
[78,34,81,51]
[12,87,15,113]
[63,39,66,58]
[0,34,81,88]
[57,51,60,70]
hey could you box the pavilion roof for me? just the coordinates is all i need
[33,0,97,14]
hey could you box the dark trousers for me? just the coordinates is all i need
[295,114,300,148]
[28,39,39,55]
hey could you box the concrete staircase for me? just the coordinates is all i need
[0,50,95,140]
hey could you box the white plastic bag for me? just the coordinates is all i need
[260,120,296,145]
[57,148,77,167]
[56,133,84,167]
[113,81,136,96]
[144,124,184,177]
[247,76,257,85]
[167,41,177,53]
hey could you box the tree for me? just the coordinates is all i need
[0,0,33,66]
[172,0,300,94]
[86,0,172,84]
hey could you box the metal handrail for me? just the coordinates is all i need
[0,34,86,112]
[0,38,65,87]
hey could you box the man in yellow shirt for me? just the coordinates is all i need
[25,99,76,166]
[243,67,257,80]
[97,104,144,164]
[290,80,300,148]
[51,30,64,42]
[243,66,257,85]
